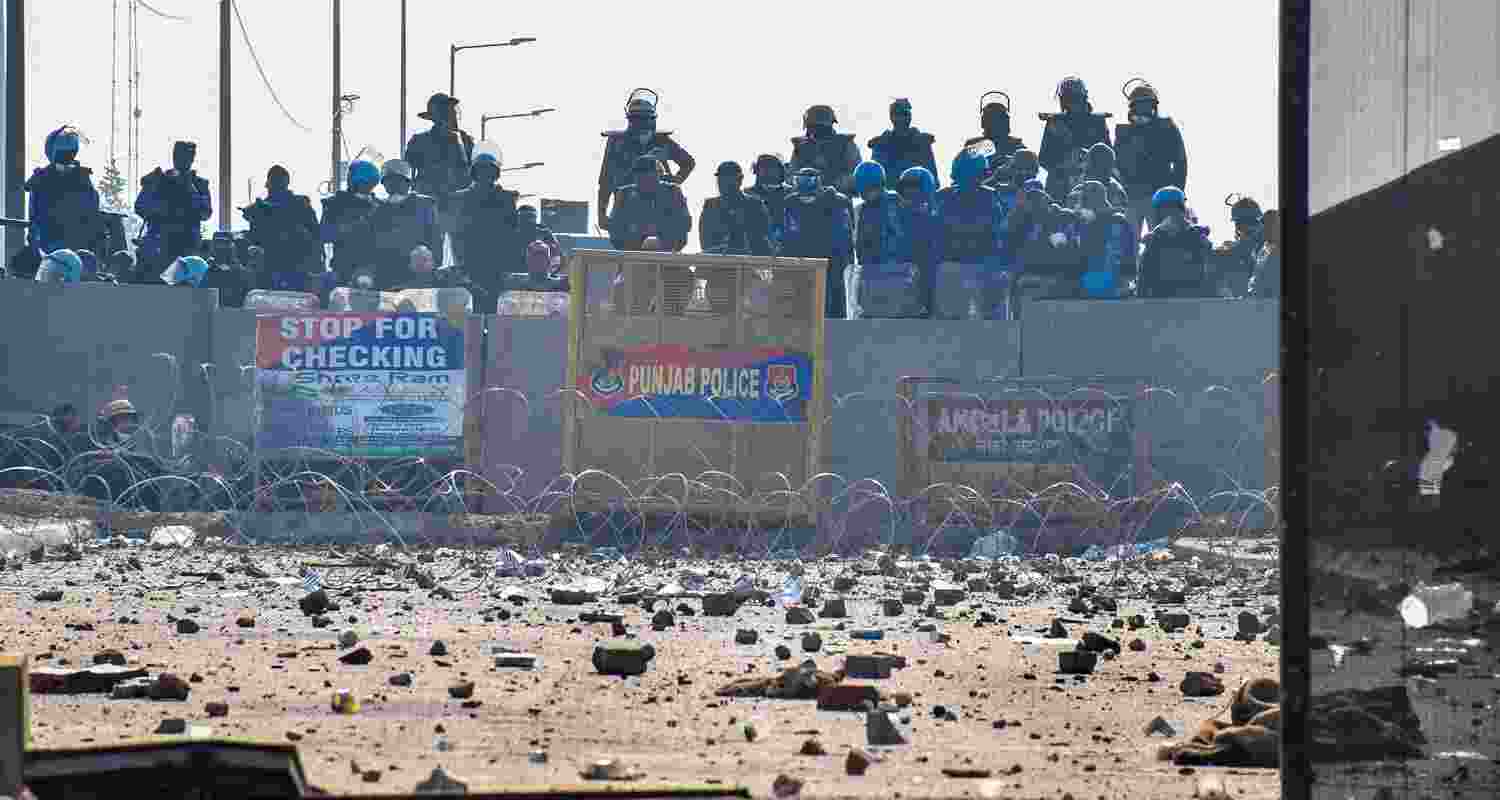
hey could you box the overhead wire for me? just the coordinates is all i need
[137,0,190,21]
[231,0,314,133]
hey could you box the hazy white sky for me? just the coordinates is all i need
[29,0,1277,246]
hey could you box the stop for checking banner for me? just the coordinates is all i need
[254,312,466,457]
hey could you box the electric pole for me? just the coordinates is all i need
[331,0,342,193]
[399,0,406,155]
[218,0,230,231]
[5,0,25,257]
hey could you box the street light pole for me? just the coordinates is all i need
[331,0,341,193]
[218,0,231,231]
[479,107,556,140]
[398,0,406,152]
[449,37,536,101]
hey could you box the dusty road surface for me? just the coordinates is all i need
[2,541,1282,798]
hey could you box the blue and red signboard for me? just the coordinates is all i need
[577,344,812,422]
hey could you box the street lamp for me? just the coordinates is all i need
[502,162,544,173]
[480,107,557,140]
[450,37,536,98]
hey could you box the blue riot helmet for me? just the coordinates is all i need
[44,125,82,164]
[347,159,380,192]
[897,166,936,207]
[35,249,82,283]
[889,98,913,132]
[1151,187,1188,225]
[853,161,887,201]
[951,147,987,189]
[162,255,210,287]
[794,167,821,195]
[1123,78,1160,123]
[1008,149,1041,183]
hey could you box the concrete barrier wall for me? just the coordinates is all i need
[0,289,1279,504]
[0,283,219,440]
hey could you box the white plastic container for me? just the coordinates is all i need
[1399,583,1474,628]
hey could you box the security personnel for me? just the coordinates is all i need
[746,154,791,254]
[1082,143,1130,208]
[1070,180,1136,299]
[450,146,521,303]
[607,154,692,252]
[789,105,862,197]
[1137,186,1213,298]
[933,148,1008,320]
[1113,78,1187,241]
[1037,76,1112,201]
[868,98,938,192]
[135,140,213,277]
[320,159,382,287]
[848,160,920,319]
[242,165,322,292]
[598,89,695,231]
[964,92,1027,179]
[1211,194,1265,297]
[896,166,942,315]
[17,126,101,279]
[404,93,474,208]
[699,161,771,256]
[367,159,442,290]
[781,167,853,319]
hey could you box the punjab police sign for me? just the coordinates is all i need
[578,344,812,422]
[254,312,465,456]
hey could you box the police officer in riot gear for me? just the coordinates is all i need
[781,167,853,319]
[868,98,938,192]
[964,92,1027,180]
[746,154,791,254]
[1211,194,1265,297]
[597,89,695,231]
[789,105,862,198]
[608,154,692,253]
[700,161,772,256]
[1113,78,1187,241]
[1037,76,1112,201]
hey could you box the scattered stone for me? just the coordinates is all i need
[550,588,596,605]
[339,647,373,666]
[833,576,856,592]
[942,767,993,779]
[798,738,826,756]
[772,774,804,799]
[901,588,926,604]
[933,584,965,606]
[300,590,330,616]
[819,598,847,619]
[1144,716,1177,736]
[1058,650,1098,675]
[579,611,624,624]
[592,640,656,676]
[702,593,739,617]
[148,673,191,701]
[154,718,187,734]
[1129,638,1147,652]
[428,641,448,657]
[1181,671,1225,697]
[1067,596,1090,614]
[774,644,792,660]
[845,654,893,679]
[817,683,880,711]
[448,681,475,700]
[735,629,758,645]
[204,701,229,718]
[414,767,468,794]
[785,607,815,625]
[1159,612,1191,632]
[94,650,126,667]
[33,589,63,602]
[235,614,255,628]
[1079,632,1121,654]
[494,653,537,669]
[882,599,904,616]
[1047,619,1069,638]
[175,619,200,635]
[362,770,382,783]
[338,630,359,649]
[311,615,332,629]
[389,673,413,687]
[1237,611,1262,636]
[651,610,675,630]
[865,710,907,745]
[801,632,822,652]
[845,748,873,775]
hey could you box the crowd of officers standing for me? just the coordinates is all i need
[12,77,1278,319]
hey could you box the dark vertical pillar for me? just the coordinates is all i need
[4,0,25,259]
[218,0,231,231]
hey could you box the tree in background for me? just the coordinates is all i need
[97,158,127,211]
